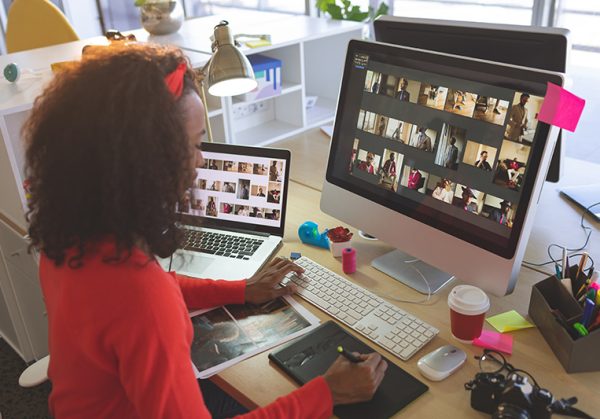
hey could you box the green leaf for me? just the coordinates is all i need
[375,2,389,18]
[316,0,336,13]
[346,5,369,22]
[326,3,344,19]
[134,0,146,6]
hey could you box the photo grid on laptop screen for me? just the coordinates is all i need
[177,151,287,229]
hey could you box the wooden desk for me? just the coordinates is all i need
[212,131,600,416]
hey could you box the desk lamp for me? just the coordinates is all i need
[199,21,258,142]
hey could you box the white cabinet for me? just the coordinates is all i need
[0,218,47,362]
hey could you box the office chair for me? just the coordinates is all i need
[19,355,49,388]
[6,0,79,53]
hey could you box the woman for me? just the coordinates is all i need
[432,179,454,204]
[24,44,386,419]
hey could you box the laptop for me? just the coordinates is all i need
[161,143,290,280]
[560,184,600,222]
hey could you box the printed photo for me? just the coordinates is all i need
[426,175,456,205]
[234,205,250,216]
[504,92,544,144]
[269,160,284,182]
[237,162,253,174]
[251,184,267,198]
[220,202,234,215]
[253,163,268,175]
[355,149,381,175]
[206,196,219,217]
[221,181,237,194]
[267,182,281,204]
[473,97,509,125]
[463,141,498,172]
[364,70,382,94]
[417,84,449,110]
[237,179,251,200]
[444,89,478,118]
[453,184,485,215]
[399,165,429,194]
[207,159,224,171]
[493,140,531,191]
[408,125,437,153]
[481,195,517,228]
[434,124,466,170]
[377,149,404,191]
[207,180,222,192]
[224,160,238,172]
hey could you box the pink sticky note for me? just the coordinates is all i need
[538,82,585,132]
[473,330,513,355]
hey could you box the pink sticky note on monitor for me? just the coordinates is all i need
[473,330,513,355]
[538,82,585,132]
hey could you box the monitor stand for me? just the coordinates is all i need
[371,250,455,295]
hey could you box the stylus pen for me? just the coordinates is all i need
[337,346,361,363]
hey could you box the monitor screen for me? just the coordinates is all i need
[177,147,287,230]
[327,41,555,259]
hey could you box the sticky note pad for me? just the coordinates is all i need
[473,330,513,355]
[486,310,534,333]
[538,82,585,132]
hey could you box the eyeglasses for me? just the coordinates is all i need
[475,349,539,387]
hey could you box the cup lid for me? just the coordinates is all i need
[448,285,490,316]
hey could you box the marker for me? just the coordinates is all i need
[573,322,588,337]
[582,298,595,328]
[337,346,361,363]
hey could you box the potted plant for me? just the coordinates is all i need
[134,0,184,35]
[316,0,389,38]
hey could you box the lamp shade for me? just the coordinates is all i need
[207,22,257,97]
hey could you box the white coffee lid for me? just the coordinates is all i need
[448,285,490,316]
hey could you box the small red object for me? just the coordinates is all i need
[342,247,356,274]
[327,226,353,243]
[164,62,187,99]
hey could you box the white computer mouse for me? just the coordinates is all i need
[417,345,467,381]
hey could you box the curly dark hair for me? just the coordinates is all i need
[24,43,200,267]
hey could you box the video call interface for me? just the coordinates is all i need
[177,152,286,228]
[337,53,545,241]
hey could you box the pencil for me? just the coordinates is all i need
[337,346,361,363]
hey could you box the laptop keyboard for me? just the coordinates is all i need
[183,230,264,260]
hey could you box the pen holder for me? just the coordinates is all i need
[528,267,599,373]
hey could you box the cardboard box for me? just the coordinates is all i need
[236,54,282,102]
[528,268,599,373]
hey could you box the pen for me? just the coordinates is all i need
[573,322,589,337]
[337,346,361,363]
[555,263,561,278]
[561,247,568,279]
[575,252,588,280]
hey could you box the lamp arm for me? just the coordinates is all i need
[195,62,214,143]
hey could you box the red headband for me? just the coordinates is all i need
[164,63,187,99]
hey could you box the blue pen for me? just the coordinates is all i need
[582,298,595,328]
[555,263,561,278]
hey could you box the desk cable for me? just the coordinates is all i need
[522,200,599,275]
[376,259,436,305]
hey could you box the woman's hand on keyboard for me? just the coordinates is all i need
[245,257,304,304]
[323,352,388,405]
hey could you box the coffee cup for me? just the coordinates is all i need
[448,285,490,343]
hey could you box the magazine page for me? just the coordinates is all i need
[189,296,320,379]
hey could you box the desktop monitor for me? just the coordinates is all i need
[373,16,570,183]
[321,40,562,296]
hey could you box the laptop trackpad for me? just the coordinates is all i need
[170,252,215,274]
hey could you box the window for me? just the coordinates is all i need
[392,0,534,25]
[184,0,307,17]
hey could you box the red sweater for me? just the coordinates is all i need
[40,241,333,418]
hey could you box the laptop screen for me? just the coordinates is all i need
[177,143,290,235]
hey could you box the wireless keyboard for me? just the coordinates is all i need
[284,257,439,361]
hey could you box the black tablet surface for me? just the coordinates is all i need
[269,321,428,419]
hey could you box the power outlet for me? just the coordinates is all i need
[232,101,269,119]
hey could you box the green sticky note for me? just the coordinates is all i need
[486,310,534,333]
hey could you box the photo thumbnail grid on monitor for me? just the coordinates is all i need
[177,152,286,227]
[350,63,544,237]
